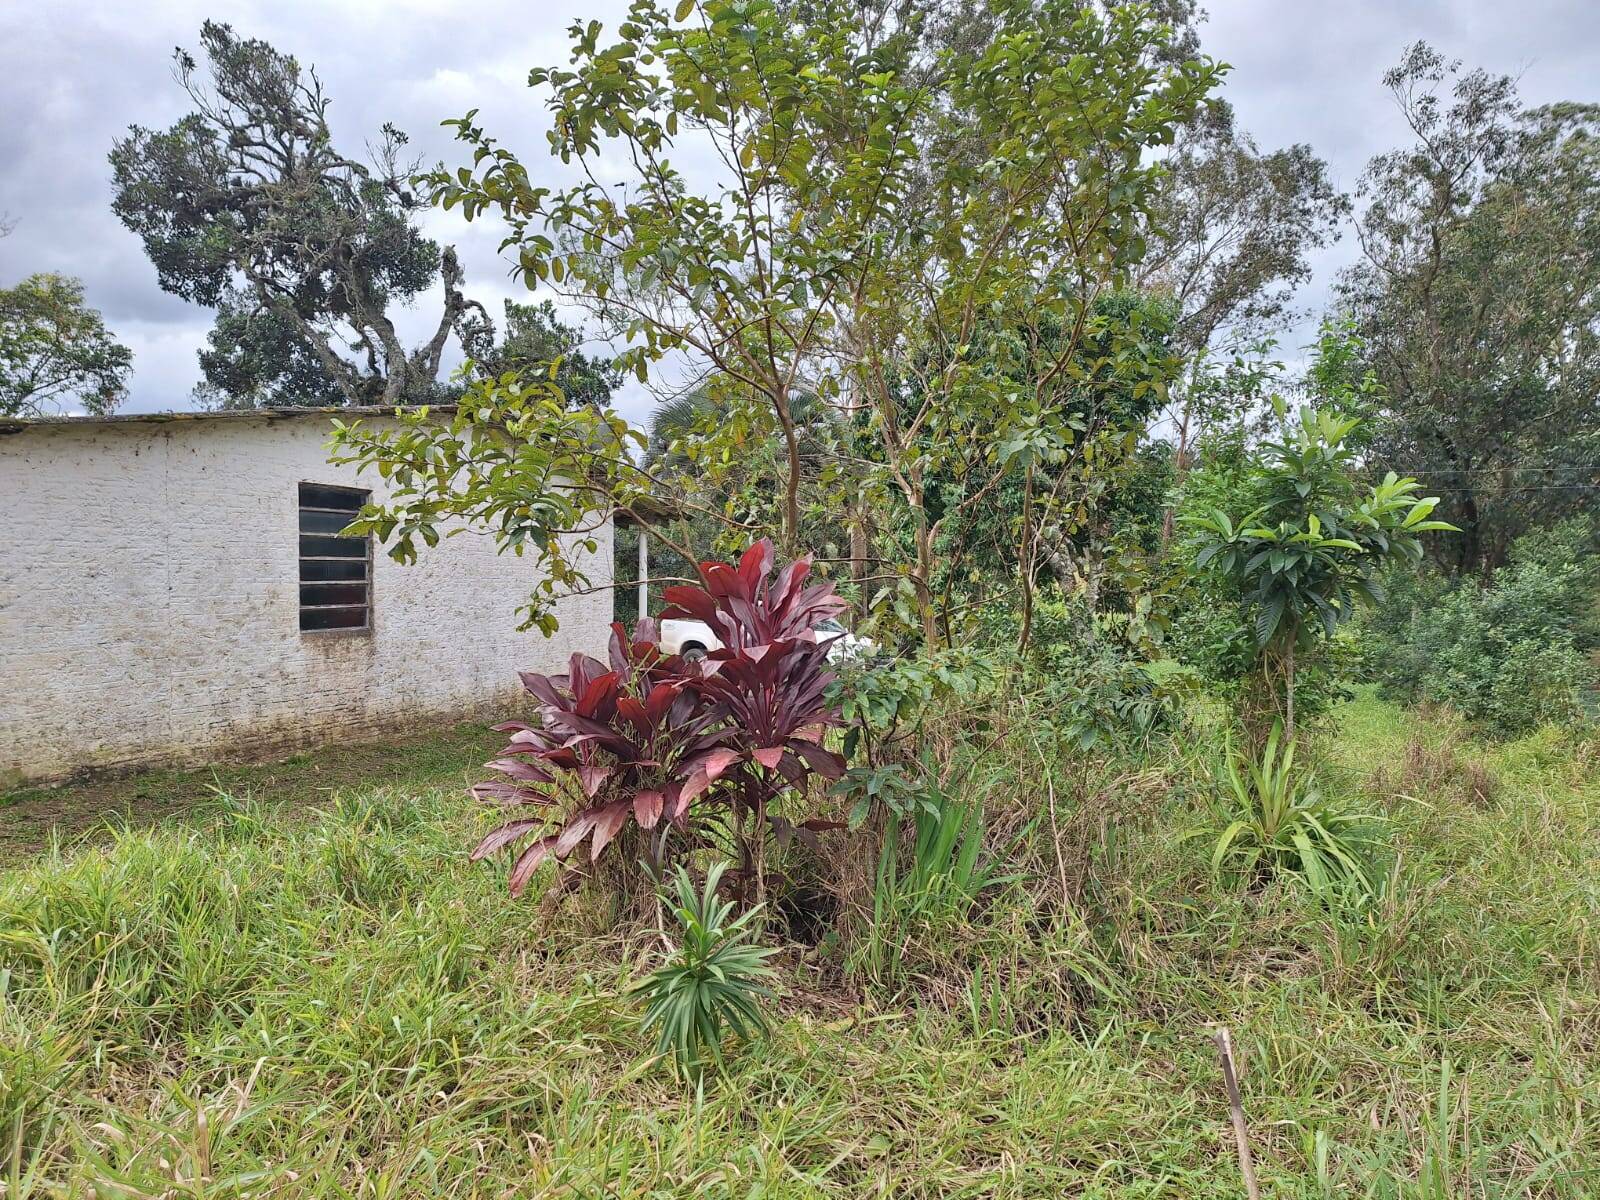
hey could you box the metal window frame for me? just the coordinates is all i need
[297,482,373,636]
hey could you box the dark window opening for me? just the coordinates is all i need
[298,482,370,633]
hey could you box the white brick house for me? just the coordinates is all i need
[0,407,613,786]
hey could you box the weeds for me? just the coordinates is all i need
[1199,720,1381,899]
[0,695,1594,1195]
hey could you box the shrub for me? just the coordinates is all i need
[1366,518,1599,735]
[469,541,849,905]
[981,592,1188,751]
[1197,722,1381,900]
[1181,401,1454,738]
[632,861,777,1079]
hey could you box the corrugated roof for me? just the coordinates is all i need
[0,404,454,437]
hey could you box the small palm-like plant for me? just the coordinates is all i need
[1207,722,1379,899]
[633,861,777,1078]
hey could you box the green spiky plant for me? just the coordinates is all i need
[633,862,777,1079]
[1205,721,1380,899]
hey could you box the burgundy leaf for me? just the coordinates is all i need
[468,779,552,806]
[578,761,611,798]
[701,747,743,781]
[607,623,631,674]
[701,561,742,600]
[589,799,631,859]
[770,555,811,614]
[791,740,846,779]
[736,538,775,593]
[660,586,719,624]
[555,811,597,858]
[486,758,555,784]
[679,769,712,808]
[646,681,681,722]
[470,818,545,862]
[518,671,565,708]
[616,695,649,731]
[535,745,582,770]
[575,671,621,719]
[633,789,665,829]
[508,836,558,897]
[663,782,686,821]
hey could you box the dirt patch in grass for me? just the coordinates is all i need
[0,721,498,860]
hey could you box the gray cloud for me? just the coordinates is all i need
[2,0,1597,421]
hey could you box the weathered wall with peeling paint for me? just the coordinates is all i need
[0,413,612,786]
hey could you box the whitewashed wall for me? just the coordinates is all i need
[0,413,613,785]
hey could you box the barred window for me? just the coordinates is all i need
[298,483,371,632]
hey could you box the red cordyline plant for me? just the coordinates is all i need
[470,540,849,905]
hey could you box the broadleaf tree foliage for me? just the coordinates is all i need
[420,0,1220,645]
[327,368,643,635]
[0,274,133,418]
[1341,43,1600,574]
[1182,398,1455,737]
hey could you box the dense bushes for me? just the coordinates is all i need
[981,591,1190,751]
[1365,519,1600,734]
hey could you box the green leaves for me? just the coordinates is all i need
[632,861,777,1079]
[1199,723,1382,901]
[327,373,644,633]
[1184,403,1457,652]
[0,274,133,417]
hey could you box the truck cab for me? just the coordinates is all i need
[659,615,872,663]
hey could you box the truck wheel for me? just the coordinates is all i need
[682,643,708,662]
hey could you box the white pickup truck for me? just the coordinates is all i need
[660,616,874,664]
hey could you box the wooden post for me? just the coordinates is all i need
[1213,1026,1261,1200]
[638,527,649,621]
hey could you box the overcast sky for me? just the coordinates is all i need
[3,0,1597,427]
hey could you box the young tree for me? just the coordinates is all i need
[327,371,645,635]
[1340,43,1600,574]
[432,0,1219,645]
[111,22,483,408]
[1182,396,1455,738]
[0,274,133,417]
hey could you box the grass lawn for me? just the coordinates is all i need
[0,723,497,860]
[2,692,1597,1196]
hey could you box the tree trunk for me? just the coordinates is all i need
[913,513,939,648]
[1018,464,1036,652]
[1159,387,1197,550]
[1283,640,1296,742]
[773,383,802,556]
[850,500,869,591]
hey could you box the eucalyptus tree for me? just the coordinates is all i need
[1340,43,1600,574]
[111,22,484,407]
[1133,100,1348,544]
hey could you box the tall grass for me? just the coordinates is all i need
[0,693,1595,1196]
